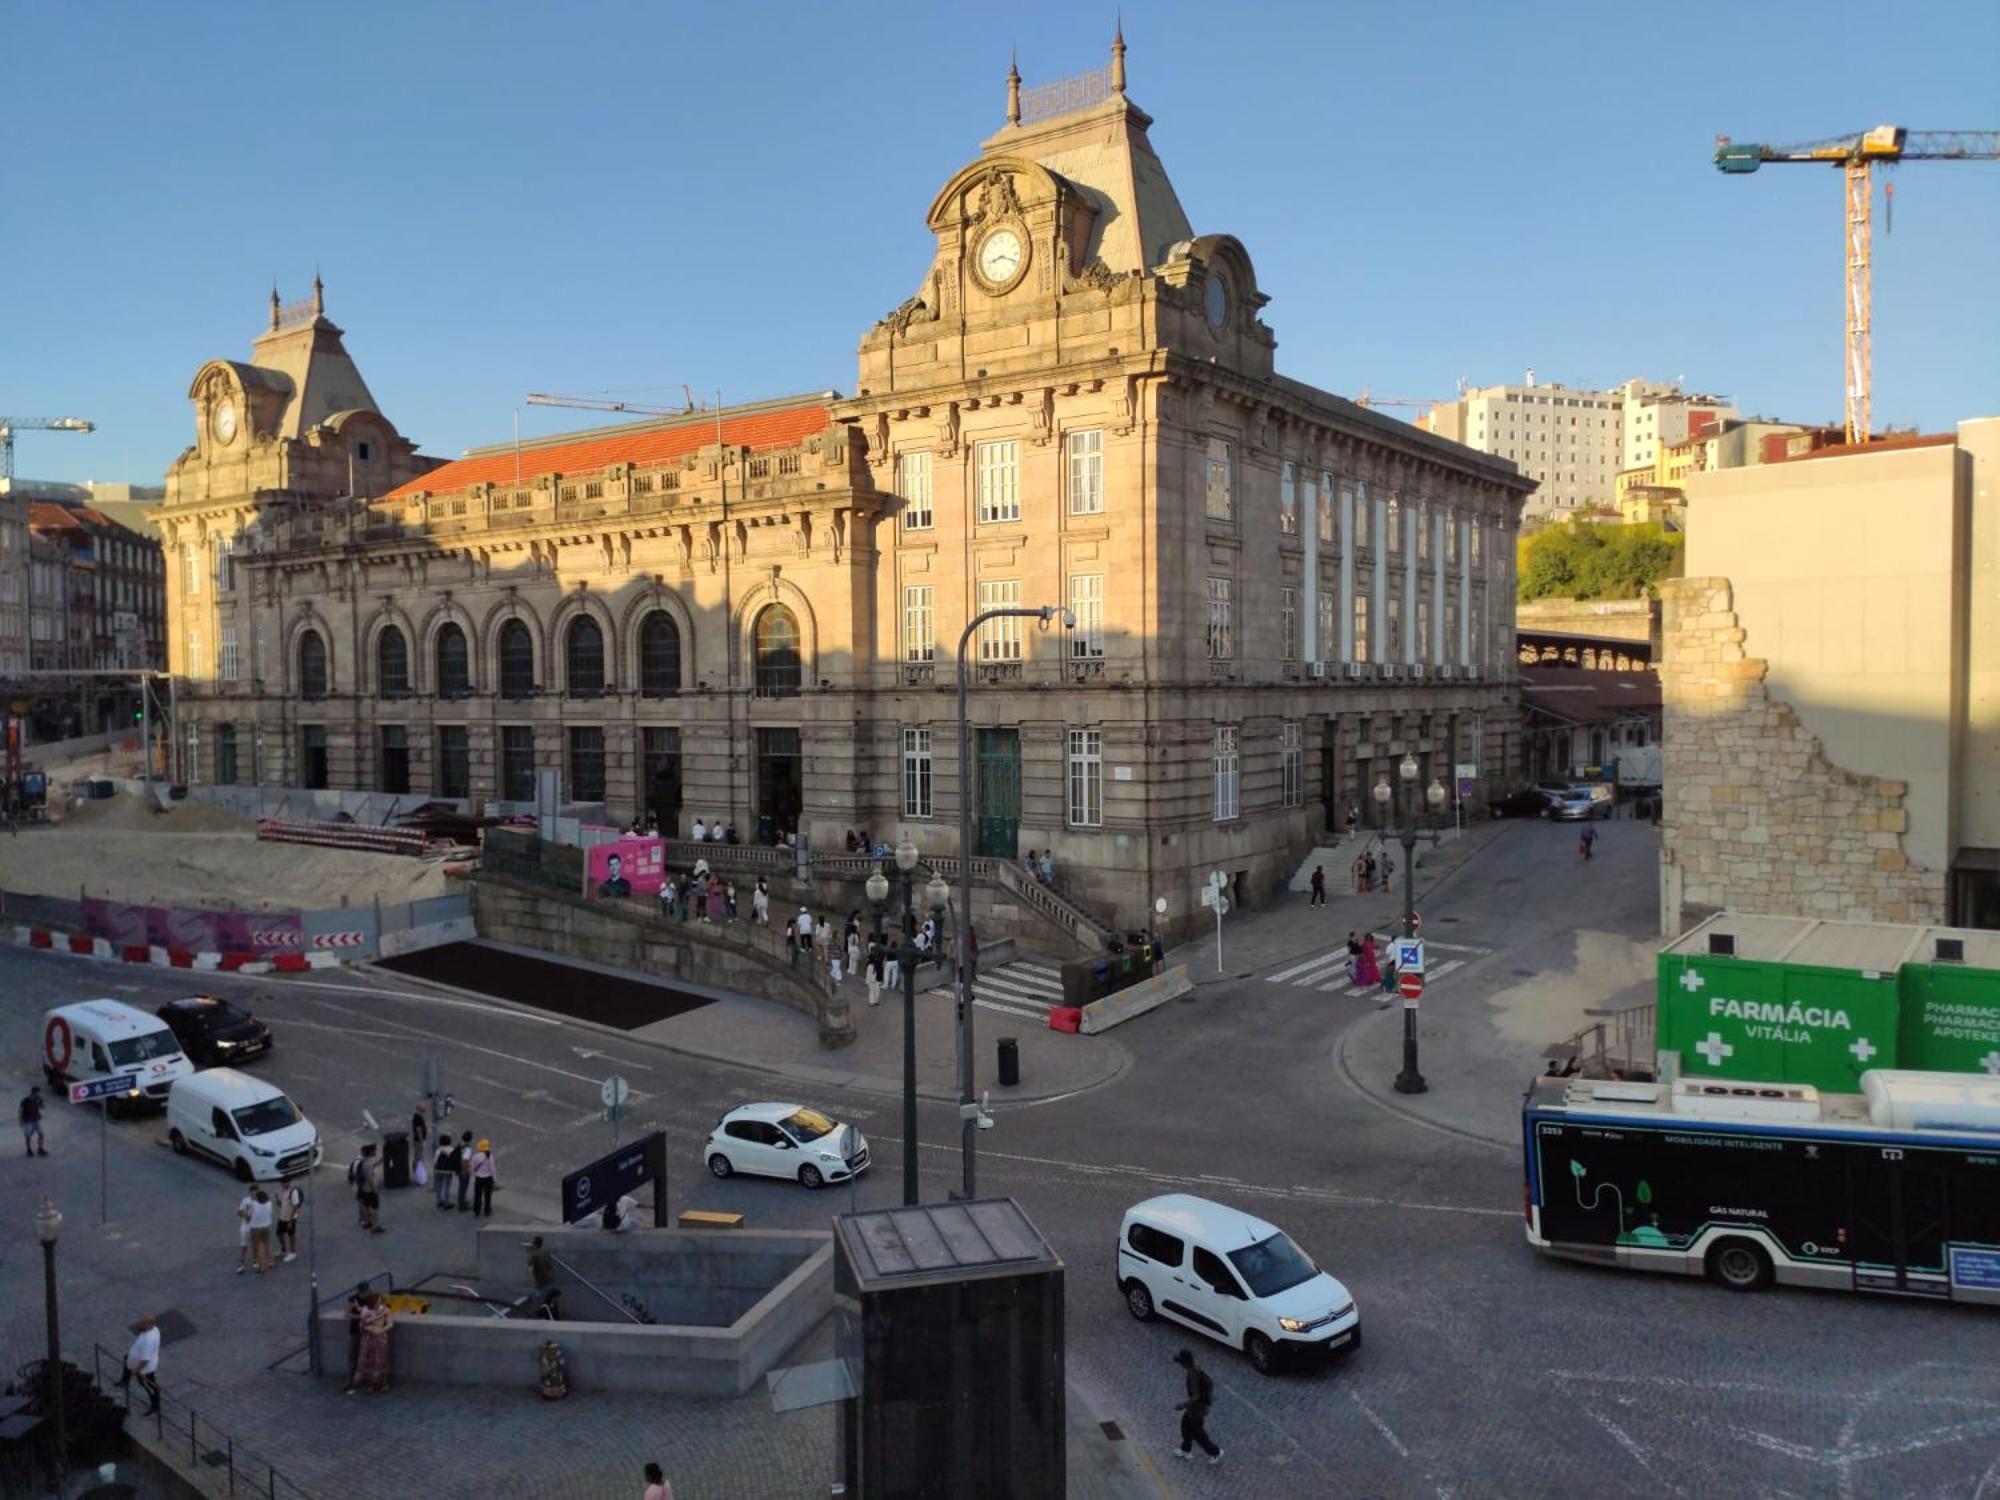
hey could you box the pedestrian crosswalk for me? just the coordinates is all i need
[1263,939,1489,999]
[963,959,1067,1021]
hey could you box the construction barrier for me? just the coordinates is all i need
[256,818,433,856]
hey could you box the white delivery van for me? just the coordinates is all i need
[42,1000,195,1115]
[167,1068,320,1181]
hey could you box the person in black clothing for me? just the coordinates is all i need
[1308,865,1327,907]
[411,1103,429,1161]
[1172,1348,1222,1463]
[20,1085,48,1156]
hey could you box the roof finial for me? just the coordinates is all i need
[312,266,325,317]
[269,281,281,331]
[1006,49,1021,125]
[1111,13,1126,95]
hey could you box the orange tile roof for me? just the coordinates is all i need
[384,402,831,502]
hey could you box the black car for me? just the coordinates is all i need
[1490,788,1554,819]
[154,996,272,1066]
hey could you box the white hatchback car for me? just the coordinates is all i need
[1118,1194,1361,1374]
[704,1103,870,1189]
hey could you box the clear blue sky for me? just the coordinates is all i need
[3,1,1995,485]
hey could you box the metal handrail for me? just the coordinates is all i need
[546,1249,646,1325]
[92,1342,318,1500]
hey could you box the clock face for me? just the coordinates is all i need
[976,226,1026,289]
[1205,273,1230,331]
[213,399,238,444]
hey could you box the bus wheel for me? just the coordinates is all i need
[1706,1239,1772,1292]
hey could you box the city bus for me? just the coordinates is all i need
[1523,1069,2000,1302]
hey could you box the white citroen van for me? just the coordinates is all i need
[167,1069,320,1182]
[1117,1194,1362,1374]
[42,1000,195,1115]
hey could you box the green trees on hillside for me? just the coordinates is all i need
[1517,521,1683,601]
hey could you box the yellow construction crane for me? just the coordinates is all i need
[0,415,94,481]
[1353,389,1443,413]
[1715,126,2000,444]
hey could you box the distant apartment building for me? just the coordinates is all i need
[26,502,167,673]
[0,491,26,676]
[1426,377,1736,520]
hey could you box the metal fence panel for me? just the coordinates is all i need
[302,904,378,958]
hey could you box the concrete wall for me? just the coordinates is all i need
[1960,418,2000,853]
[1516,597,1657,646]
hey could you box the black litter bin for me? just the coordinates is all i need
[997,1037,1020,1088]
[381,1129,411,1189]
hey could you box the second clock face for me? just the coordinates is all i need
[976,227,1026,288]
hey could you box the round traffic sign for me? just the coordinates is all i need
[600,1075,630,1110]
[1154,897,1168,915]
[1399,971,1424,1000]
[1209,870,1228,890]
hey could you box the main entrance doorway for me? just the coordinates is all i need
[975,728,1021,858]
[756,728,802,844]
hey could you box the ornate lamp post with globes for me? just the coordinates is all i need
[1372,752,1446,1095]
[34,1197,65,1498]
[867,840,949,1206]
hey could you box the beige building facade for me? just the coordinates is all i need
[159,49,1534,937]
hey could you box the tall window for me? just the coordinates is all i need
[498,619,534,698]
[436,623,471,698]
[1387,597,1402,659]
[977,580,1022,661]
[1470,523,1483,568]
[214,535,236,592]
[752,604,801,696]
[1353,483,1371,549]
[220,625,239,682]
[1418,596,1431,660]
[1418,502,1431,561]
[183,546,200,597]
[1067,728,1102,827]
[187,629,204,679]
[1318,472,1337,543]
[1279,461,1299,535]
[215,724,238,786]
[1318,593,1336,661]
[568,726,606,803]
[379,724,411,795]
[1354,596,1370,663]
[1204,438,1233,521]
[897,451,933,531]
[1068,574,1103,658]
[639,612,681,697]
[1205,577,1234,660]
[976,441,1020,523]
[376,626,410,698]
[1282,722,1303,807]
[1066,429,1104,515]
[1446,513,1459,563]
[1213,727,1239,821]
[297,630,327,700]
[500,726,535,801]
[902,585,935,662]
[566,617,605,696]
[1386,495,1402,554]
[299,724,328,790]
[1445,600,1459,665]
[435,725,469,799]
[1281,587,1298,662]
[901,727,933,818]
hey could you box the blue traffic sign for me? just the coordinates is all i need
[69,1074,143,1104]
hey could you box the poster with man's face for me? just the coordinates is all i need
[586,835,664,896]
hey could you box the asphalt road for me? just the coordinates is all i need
[4,819,1997,1499]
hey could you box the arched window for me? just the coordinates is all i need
[566,616,605,697]
[639,612,681,698]
[298,630,328,700]
[498,619,535,699]
[376,626,410,698]
[752,604,801,698]
[435,623,471,698]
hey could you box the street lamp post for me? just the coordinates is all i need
[953,603,1070,1201]
[1373,754,1446,1095]
[34,1198,65,1499]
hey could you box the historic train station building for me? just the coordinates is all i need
[158,42,1534,936]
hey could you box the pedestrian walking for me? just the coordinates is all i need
[350,1292,393,1394]
[784,916,798,951]
[725,880,739,921]
[1039,850,1054,886]
[276,1179,302,1263]
[118,1316,161,1414]
[845,922,862,981]
[642,1461,676,1500]
[350,1144,384,1233]
[410,1103,429,1161]
[237,1187,258,1271]
[752,877,770,925]
[527,1234,560,1318]
[1379,939,1399,1007]
[1172,1348,1222,1464]
[1354,934,1381,989]
[865,951,882,1007]
[432,1135,458,1210]
[1308,865,1327,907]
[455,1130,474,1211]
[19,1084,47,1156]
[796,907,815,953]
[247,1189,276,1273]
[659,873,677,921]
[1580,824,1598,861]
[1346,804,1359,840]
[470,1139,496,1217]
[1149,930,1165,976]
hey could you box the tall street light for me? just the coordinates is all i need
[1373,753,1446,1095]
[34,1197,65,1499]
[953,603,1070,1200]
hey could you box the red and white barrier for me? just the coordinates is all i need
[9,925,348,975]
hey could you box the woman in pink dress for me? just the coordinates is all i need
[1353,934,1381,989]
[351,1292,393,1393]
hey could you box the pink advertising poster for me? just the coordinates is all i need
[587,835,664,897]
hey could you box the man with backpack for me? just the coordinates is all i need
[1172,1347,1222,1465]
[348,1143,383,1233]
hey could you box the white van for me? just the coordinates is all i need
[42,1000,195,1115]
[1117,1194,1361,1374]
[166,1069,320,1182]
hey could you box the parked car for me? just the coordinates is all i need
[1490,788,1553,819]
[167,1068,319,1182]
[155,996,272,1067]
[704,1103,870,1189]
[1118,1194,1360,1374]
[1549,789,1604,821]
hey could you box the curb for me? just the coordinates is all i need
[1331,992,1517,1152]
[6,925,351,978]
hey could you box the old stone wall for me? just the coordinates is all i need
[1658,577,1945,935]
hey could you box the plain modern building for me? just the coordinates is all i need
[1659,419,2000,934]
[157,42,1535,937]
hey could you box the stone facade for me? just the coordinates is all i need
[1658,577,1945,934]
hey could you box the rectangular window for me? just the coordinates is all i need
[1204,437,1233,521]
[188,629,203,679]
[568,726,606,804]
[1279,461,1299,535]
[1446,516,1459,564]
[1318,472,1336,543]
[436,725,470,799]
[896,451,933,531]
[299,724,328,791]
[1387,596,1402,658]
[215,536,235,592]
[1318,592,1336,657]
[1067,728,1102,827]
[976,440,1020,524]
[902,584,935,662]
[214,724,238,786]
[1354,595,1370,663]
[901,727,934,818]
[977,579,1022,660]
[183,546,200,597]
[1417,503,1431,561]
[1282,722,1303,808]
[1281,587,1298,662]
[500,726,535,802]
[1353,484,1370,549]
[1205,577,1234,660]
[380,724,411,795]
[1068,573,1104,658]
[1418,595,1431,660]
[220,625,238,682]
[1470,523,1483,567]
[1213,727,1240,821]
[1066,429,1104,515]
[1386,496,1401,554]
[1445,600,1459,665]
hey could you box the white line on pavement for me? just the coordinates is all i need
[1350,1389,1411,1458]
[1315,958,1465,996]
[218,972,565,1022]
[297,995,616,1088]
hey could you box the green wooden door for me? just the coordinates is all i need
[975,728,1021,858]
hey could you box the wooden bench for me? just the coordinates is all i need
[677,1209,745,1230]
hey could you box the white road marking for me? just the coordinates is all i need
[260,974,564,1021]
[1314,958,1464,996]
[1349,1389,1410,1458]
[568,1046,657,1071]
[299,996,614,1087]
